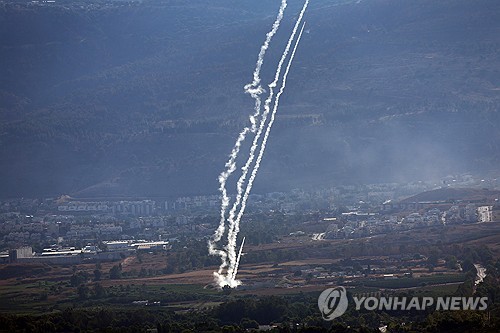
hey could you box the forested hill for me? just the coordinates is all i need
[401,188,500,203]
[1,0,499,198]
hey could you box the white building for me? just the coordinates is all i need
[477,206,493,223]
[104,240,130,251]
[16,246,33,258]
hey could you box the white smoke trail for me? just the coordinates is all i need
[245,0,288,93]
[231,236,246,281]
[229,23,308,281]
[209,0,288,284]
[239,22,308,227]
[225,2,310,283]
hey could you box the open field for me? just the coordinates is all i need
[0,222,498,314]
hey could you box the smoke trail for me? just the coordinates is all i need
[245,0,288,93]
[209,0,288,283]
[229,22,308,282]
[231,236,246,281]
[225,1,309,283]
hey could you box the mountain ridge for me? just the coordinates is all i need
[1,0,499,198]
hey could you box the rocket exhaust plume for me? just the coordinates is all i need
[226,1,309,282]
[209,0,309,289]
[232,236,245,281]
[208,0,287,279]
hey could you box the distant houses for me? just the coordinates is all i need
[7,240,170,265]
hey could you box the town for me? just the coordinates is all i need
[1,174,498,268]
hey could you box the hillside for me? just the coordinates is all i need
[1,0,500,198]
[401,187,500,203]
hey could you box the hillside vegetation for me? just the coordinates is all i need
[1,0,500,197]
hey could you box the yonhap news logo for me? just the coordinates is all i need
[318,287,488,320]
[351,295,488,312]
[318,287,349,320]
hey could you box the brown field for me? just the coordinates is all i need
[0,222,498,313]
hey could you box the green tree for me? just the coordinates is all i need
[427,250,439,266]
[38,292,48,301]
[240,318,259,329]
[445,255,458,269]
[93,269,101,281]
[109,265,122,279]
[70,271,88,286]
[93,283,106,298]
[77,284,89,299]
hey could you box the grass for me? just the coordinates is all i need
[359,274,466,289]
